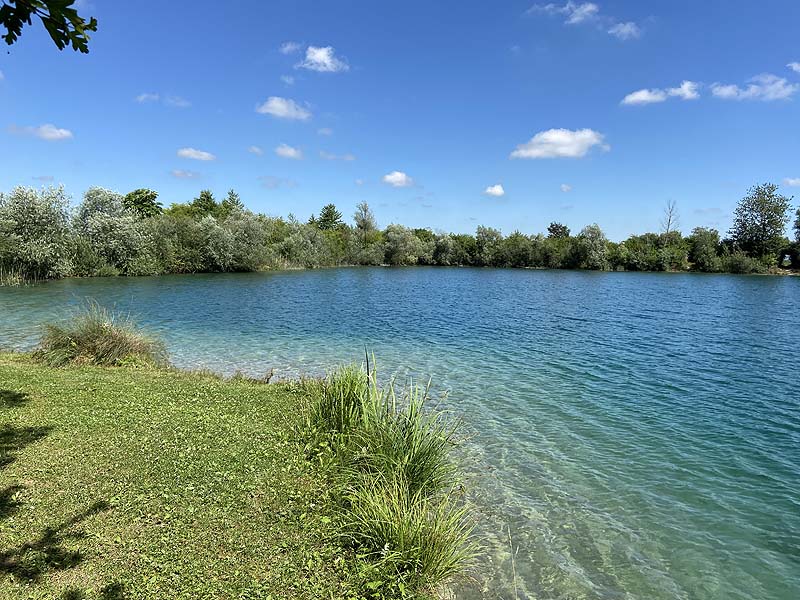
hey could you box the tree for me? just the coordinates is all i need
[729,183,792,259]
[317,203,343,230]
[660,200,680,236]
[795,208,800,243]
[124,189,162,219]
[1,0,97,52]
[353,202,377,247]
[576,224,608,270]
[219,189,245,219]
[191,190,218,218]
[547,222,570,239]
[687,227,721,272]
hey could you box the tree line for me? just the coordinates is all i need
[1,183,798,283]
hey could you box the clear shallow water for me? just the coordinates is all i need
[1,268,798,600]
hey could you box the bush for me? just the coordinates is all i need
[719,250,767,274]
[303,364,475,597]
[36,303,168,367]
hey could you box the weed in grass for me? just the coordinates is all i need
[34,301,168,367]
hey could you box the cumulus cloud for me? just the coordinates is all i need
[320,151,355,161]
[510,128,607,159]
[622,81,700,105]
[296,46,349,72]
[787,62,800,74]
[177,147,216,161]
[560,183,572,192]
[279,41,302,55]
[317,127,333,136]
[171,169,200,179]
[275,143,303,159]
[529,2,641,40]
[11,123,73,141]
[247,145,264,155]
[484,184,505,197]
[784,177,800,187]
[382,171,414,187]
[608,22,640,40]
[280,75,295,86]
[711,74,798,101]
[256,96,312,120]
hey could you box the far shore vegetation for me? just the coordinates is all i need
[1,182,798,286]
[0,307,476,599]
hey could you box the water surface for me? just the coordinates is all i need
[1,268,798,599]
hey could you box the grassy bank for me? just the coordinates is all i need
[0,308,474,599]
[0,352,353,599]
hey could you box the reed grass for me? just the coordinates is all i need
[34,302,168,367]
[303,363,476,598]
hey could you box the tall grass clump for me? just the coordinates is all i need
[35,302,168,367]
[303,363,476,598]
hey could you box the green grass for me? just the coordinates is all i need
[34,303,168,368]
[0,353,351,599]
[302,365,476,598]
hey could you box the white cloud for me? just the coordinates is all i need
[32,175,54,182]
[668,80,701,100]
[787,62,800,74]
[622,88,668,105]
[382,171,414,187]
[135,92,190,108]
[256,96,312,120]
[247,145,264,155]
[177,147,216,161]
[279,41,302,55]
[11,123,73,141]
[784,177,800,187]
[275,143,303,160]
[135,92,160,103]
[529,2,640,39]
[355,179,364,185]
[164,95,191,108]
[281,75,295,85]
[608,22,640,40]
[171,169,200,179]
[711,74,798,101]
[297,46,349,73]
[510,128,607,159]
[0,70,5,81]
[560,183,572,192]
[484,184,505,197]
[317,127,333,136]
[320,151,355,161]
[622,81,701,105]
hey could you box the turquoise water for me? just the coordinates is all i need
[1,268,798,599]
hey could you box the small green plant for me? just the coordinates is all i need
[35,302,168,367]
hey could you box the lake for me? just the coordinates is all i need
[1,267,798,599]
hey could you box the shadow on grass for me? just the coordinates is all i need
[61,581,127,599]
[0,500,111,581]
[0,389,29,408]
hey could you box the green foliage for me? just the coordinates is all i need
[123,189,162,219]
[688,227,722,272]
[318,203,344,230]
[303,365,475,598]
[35,302,168,367]
[729,183,793,260]
[0,0,97,52]
[219,188,245,219]
[0,185,72,280]
[794,208,800,244]
[547,222,570,239]
[190,190,219,218]
[719,248,767,274]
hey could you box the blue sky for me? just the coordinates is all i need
[1,0,799,240]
